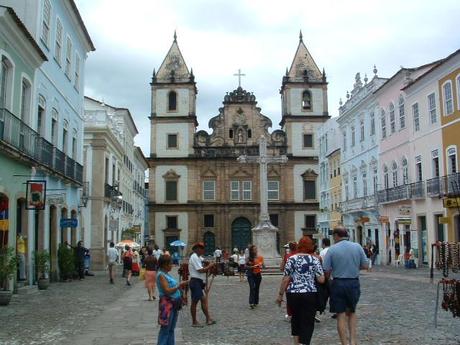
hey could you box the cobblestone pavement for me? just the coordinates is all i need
[1,265,460,345]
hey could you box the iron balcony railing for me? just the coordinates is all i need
[377,185,410,203]
[427,177,441,197]
[441,172,460,196]
[410,181,425,199]
[105,183,122,199]
[0,108,82,184]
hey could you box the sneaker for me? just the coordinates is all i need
[126,281,131,286]
[110,279,114,284]
[284,314,291,322]
[249,304,255,309]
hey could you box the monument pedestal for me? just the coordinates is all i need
[252,220,281,267]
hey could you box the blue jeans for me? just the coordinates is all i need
[247,273,262,305]
[157,308,178,345]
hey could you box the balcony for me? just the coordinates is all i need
[341,197,364,212]
[105,183,122,199]
[409,181,425,199]
[427,177,441,197]
[0,108,82,185]
[377,185,409,204]
[441,172,460,196]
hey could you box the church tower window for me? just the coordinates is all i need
[229,129,234,139]
[302,90,312,110]
[168,90,177,111]
[247,129,252,138]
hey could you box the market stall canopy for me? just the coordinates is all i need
[116,240,140,249]
[170,240,186,247]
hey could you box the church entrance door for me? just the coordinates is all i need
[203,231,215,256]
[232,217,252,251]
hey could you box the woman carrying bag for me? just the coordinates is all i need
[157,254,188,345]
[276,236,325,345]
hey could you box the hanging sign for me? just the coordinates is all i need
[60,218,78,228]
[438,217,450,224]
[26,180,46,210]
[47,194,65,206]
[397,217,412,225]
[444,198,460,208]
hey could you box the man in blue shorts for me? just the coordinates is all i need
[188,242,216,327]
[323,227,369,345]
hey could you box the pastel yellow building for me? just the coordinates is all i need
[328,148,342,229]
[438,51,460,241]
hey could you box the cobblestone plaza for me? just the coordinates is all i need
[1,266,459,345]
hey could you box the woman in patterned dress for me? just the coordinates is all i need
[276,236,325,345]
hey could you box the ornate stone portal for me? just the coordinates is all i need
[237,136,288,266]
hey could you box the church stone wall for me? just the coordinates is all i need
[155,88,190,117]
[290,124,320,157]
[293,164,319,203]
[154,212,189,249]
[154,165,188,203]
[154,123,191,157]
[289,87,324,115]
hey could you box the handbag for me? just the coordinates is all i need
[139,268,146,281]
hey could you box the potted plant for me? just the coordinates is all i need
[0,247,17,306]
[34,250,50,290]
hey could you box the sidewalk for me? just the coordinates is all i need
[71,280,184,345]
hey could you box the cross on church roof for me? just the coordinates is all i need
[233,68,246,88]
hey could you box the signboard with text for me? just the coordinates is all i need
[60,218,78,228]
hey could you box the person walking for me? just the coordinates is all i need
[319,238,331,261]
[323,227,369,345]
[237,250,246,282]
[75,241,86,280]
[107,242,118,284]
[246,245,264,309]
[153,245,163,260]
[156,254,188,345]
[144,248,158,300]
[276,236,325,345]
[188,242,216,327]
[122,245,133,286]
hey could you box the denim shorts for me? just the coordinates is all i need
[189,278,205,302]
[330,278,360,313]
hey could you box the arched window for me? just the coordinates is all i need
[392,161,398,187]
[399,95,406,129]
[302,90,312,110]
[447,146,457,174]
[0,55,13,110]
[389,103,396,133]
[383,165,389,189]
[443,81,453,115]
[168,90,177,111]
[402,158,408,185]
[380,109,386,139]
[20,78,32,124]
[37,95,46,136]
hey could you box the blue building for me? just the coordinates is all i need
[3,0,94,282]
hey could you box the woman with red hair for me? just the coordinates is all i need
[276,236,325,345]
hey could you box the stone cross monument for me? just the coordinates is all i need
[237,135,288,266]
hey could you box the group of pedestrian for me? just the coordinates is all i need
[276,227,369,345]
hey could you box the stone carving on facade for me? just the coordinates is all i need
[271,130,286,146]
[162,169,180,180]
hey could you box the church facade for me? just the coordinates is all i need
[147,33,329,254]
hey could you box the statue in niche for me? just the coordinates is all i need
[237,128,244,144]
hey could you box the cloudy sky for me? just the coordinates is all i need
[76,0,460,155]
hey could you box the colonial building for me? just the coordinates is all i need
[148,33,329,254]
[318,117,342,240]
[1,0,94,283]
[83,97,147,269]
[376,63,440,266]
[337,69,387,256]
[437,50,460,242]
[0,6,47,286]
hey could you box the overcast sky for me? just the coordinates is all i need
[75,0,460,155]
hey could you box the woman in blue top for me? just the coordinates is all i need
[276,236,325,345]
[156,255,188,345]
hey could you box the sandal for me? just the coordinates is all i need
[192,323,204,328]
[206,320,216,326]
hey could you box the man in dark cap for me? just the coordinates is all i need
[188,242,216,327]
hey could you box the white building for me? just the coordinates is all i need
[337,70,387,258]
[83,97,146,269]
[376,63,440,266]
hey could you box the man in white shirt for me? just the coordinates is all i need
[213,247,222,262]
[189,242,216,327]
[320,238,331,261]
[106,242,118,284]
[152,245,163,260]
